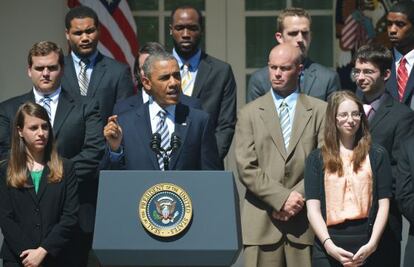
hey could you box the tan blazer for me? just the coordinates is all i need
[235,92,326,246]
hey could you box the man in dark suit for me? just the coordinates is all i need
[0,41,105,267]
[386,1,414,109]
[113,42,201,115]
[235,44,326,267]
[247,7,340,103]
[354,44,414,267]
[104,51,222,171]
[169,5,236,161]
[397,137,414,267]
[62,5,134,123]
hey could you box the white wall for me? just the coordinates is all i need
[0,0,67,102]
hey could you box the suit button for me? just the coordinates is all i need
[35,208,40,213]
[35,224,40,228]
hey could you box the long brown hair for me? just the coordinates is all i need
[7,102,63,188]
[322,91,371,176]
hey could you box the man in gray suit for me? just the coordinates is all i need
[247,7,340,102]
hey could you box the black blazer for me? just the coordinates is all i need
[397,137,414,233]
[106,102,223,171]
[190,52,237,160]
[362,93,414,240]
[0,159,78,266]
[62,53,135,123]
[0,90,105,233]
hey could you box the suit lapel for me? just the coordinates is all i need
[134,103,160,170]
[403,70,414,103]
[193,53,211,97]
[63,55,81,94]
[25,171,38,204]
[302,59,316,95]
[88,53,106,97]
[169,103,190,169]
[369,94,392,130]
[259,93,287,159]
[35,166,49,201]
[53,90,75,136]
[19,91,35,105]
[287,94,312,156]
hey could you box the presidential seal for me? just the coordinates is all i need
[139,183,192,237]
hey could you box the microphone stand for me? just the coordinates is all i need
[150,133,181,171]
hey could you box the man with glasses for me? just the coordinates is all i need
[354,44,414,267]
[235,43,326,267]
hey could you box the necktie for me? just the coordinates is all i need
[279,101,291,150]
[78,58,90,96]
[397,57,408,102]
[181,63,194,96]
[363,103,374,122]
[156,110,170,170]
[41,96,52,120]
[363,104,372,117]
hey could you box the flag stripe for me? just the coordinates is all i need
[99,23,128,63]
[112,8,139,56]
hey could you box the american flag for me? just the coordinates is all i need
[67,0,139,74]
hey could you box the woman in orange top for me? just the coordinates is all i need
[305,91,392,267]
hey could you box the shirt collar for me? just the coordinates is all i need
[365,93,386,112]
[71,51,98,67]
[172,48,201,71]
[394,48,414,66]
[32,86,61,103]
[271,89,299,110]
[148,98,176,121]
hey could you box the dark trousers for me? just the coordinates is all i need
[368,227,400,267]
[404,235,414,267]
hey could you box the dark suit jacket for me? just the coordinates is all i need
[247,58,341,102]
[112,91,202,116]
[357,92,414,241]
[0,159,78,266]
[62,53,134,123]
[386,57,414,109]
[107,102,223,171]
[397,137,414,234]
[189,52,237,160]
[0,90,105,233]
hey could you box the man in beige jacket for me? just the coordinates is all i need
[235,43,327,267]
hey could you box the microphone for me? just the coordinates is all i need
[150,133,162,155]
[170,133,181,152]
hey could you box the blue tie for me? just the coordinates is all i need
[156,110,170,170]
[279,100,291,150]
[41,96,52,120]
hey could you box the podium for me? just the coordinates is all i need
[93,171,242,266]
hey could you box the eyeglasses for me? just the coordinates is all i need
[351,68,378,78]
[336,111,363,121]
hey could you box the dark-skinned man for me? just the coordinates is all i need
[169,5,237,162]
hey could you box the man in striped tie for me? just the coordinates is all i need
[235,43,327,267]
[386,1,414,109]
[62,5,134,123]
[103,50,222,171]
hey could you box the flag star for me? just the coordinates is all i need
[106,0,114,5]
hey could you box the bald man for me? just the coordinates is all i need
[235,43,327,267]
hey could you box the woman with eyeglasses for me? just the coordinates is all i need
[305,91,392,267]
[0,102,78,267]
